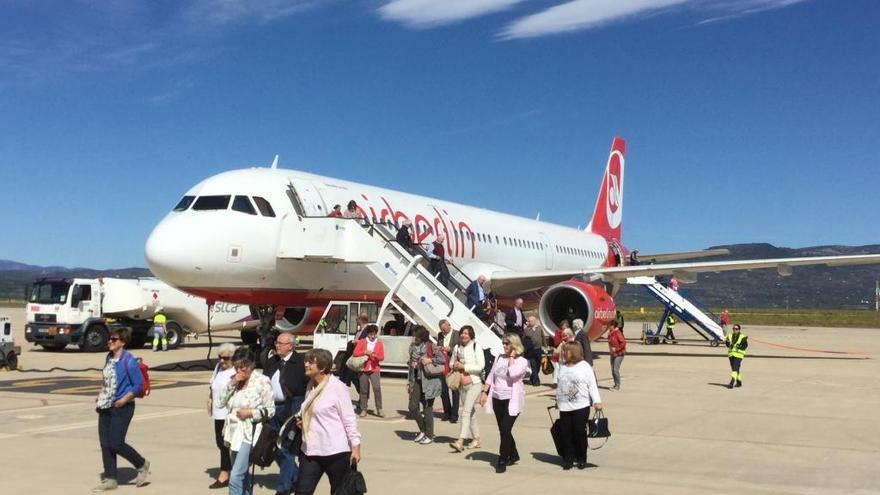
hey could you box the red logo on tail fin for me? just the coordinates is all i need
[589,137,626,241]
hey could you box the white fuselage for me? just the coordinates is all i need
[145,168,613,305]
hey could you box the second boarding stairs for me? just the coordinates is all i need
[628,276,725,345]
[277,216,503,356]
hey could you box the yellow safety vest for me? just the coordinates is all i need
[727,333,747,358]
[666,315,675,327]
[154,313,167,325]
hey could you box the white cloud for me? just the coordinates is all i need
[697,0,810,25]
[379,0,527,28]
[499,0,688,40]
[182,0,327,26]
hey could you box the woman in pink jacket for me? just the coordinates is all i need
[352,324,385,418]
[479,333,529,474]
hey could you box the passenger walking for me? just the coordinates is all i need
[505,298,526,335]
[449,326,485,452]
[523,316,546,386]
[396,219,416,255]
[293,349,362,495]
[151,306,168,352]
[725,324,748,389]
[264,333,308,495]
[220,347,275,495]
[572,318,594,366]
[607,323,626,391]
[466,275,487,318]
[93,327,150,493]
[720,309,730,333]
[208,343,237,489]
[407,326,445,444]
[555,343,603,470]
[353,324,385,417]
[480,333,529,474]
[437,319,460,423]
[664,314,678,343]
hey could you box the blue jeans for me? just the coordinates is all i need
[274,396,305,493]
[229,441,253,495]
[97,403,145,480]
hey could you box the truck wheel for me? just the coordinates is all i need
[82,325,109,352]
[240,329,259,346]
[40,343,67,352]
[165,322,184,350]
[5,352,17,370]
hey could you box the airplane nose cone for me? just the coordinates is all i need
[145,214,205,287]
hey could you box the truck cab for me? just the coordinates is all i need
[25,278,100,351]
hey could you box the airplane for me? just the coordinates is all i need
[143,137,880,345]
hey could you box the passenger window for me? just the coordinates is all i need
[252,197,276,217]
[193,195,231,211]
[232,196,257,215]
[322,305,348,335]
[173,195,195,211]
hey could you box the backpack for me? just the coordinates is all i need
[250,410,278,468]
[122,354,150,398]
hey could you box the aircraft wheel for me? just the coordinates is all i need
[81,325,109,352]
[5,352,17,370]
[165,322,184,350]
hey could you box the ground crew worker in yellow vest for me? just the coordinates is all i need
[152,307,168,352]
[725,324,748,389]
[663,313,677,344]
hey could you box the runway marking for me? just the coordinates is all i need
[0,402,84,415]
[0,408,202,439]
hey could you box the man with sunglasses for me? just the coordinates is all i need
[264,332,308,495]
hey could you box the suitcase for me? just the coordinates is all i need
[547,405,565,457]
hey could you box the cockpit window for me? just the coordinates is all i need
[173,195,195,211]
[192,195,231,211]
[252,197,276,217]
[232,196,257,215]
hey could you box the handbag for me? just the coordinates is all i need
[541,354,555,375]
[346,354,368,372]
[331,461,367,495]
[460,373,472,387]
[587,408,611,448]
[445,370,461,391]
[249,409,278,468]
[423,343,445,378]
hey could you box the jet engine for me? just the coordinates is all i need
[537,281,616,341]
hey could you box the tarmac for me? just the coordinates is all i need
[1,306,879,494]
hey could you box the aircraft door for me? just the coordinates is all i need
[288,179,328,217]
[540,233,554,270]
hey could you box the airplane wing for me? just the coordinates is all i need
[487,254,880,295]
[636,248,729,263]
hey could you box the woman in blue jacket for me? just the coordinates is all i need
[93,327,150,492]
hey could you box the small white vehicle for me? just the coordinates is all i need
[24,277,256,352]
[312,301,418,375]
[1,315,21,370]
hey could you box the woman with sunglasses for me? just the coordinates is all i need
[219,347,275,495]
[479,333,529,473]
[294,349,362,495]
[93,327,150,492]
[207,343,237,489]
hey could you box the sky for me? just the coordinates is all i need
[0,0,878,269]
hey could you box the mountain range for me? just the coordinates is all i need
[2,243,879,308]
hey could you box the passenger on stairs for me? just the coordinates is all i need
[395,219,416,255]
[428,234,450,288]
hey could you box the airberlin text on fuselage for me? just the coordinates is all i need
[353,193,476,260]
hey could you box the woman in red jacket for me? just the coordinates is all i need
[353,324,385,417]
[607,323,627,391]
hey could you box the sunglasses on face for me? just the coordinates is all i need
[108,337,120,342]
[219,355,231,361]
[502,341,511,345]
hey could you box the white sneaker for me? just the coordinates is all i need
[92,479,118,492]
[418,436,434,445]
[413,432,426,443]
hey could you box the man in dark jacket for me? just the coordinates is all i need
[263,332,308,494]
[465,275,487,318]
[572,318,594,366]
[505,297,526,335]
[436,319,460,422]
[396,219,416,255]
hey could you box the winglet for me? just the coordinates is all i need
[270,155,279,169]
[587,137,625,241]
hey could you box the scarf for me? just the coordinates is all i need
[300,374,330,440]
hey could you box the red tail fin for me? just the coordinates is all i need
[588,137,625,241]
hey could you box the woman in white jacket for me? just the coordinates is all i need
[555,342,603,470]
[449,326,485,452]
[219,347,275,495]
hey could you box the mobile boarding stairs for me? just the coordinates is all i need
[277,215,504,359]
[627,276,725,346]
